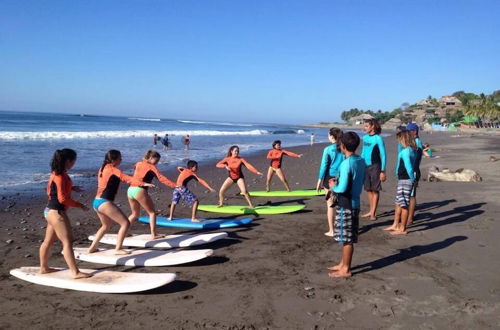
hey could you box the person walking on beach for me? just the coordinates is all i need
[310,133,315,145]
[316,128,345,237]
[360,119,386,221]
[40,149,91,279]
[216,145,263,208]
[88,150,153,255]
[327,132,366,278]
[384,131,416,235]
[127,150,176,239]
[405,123,423,226]
[265,140,302,192]
[169,160,216,222]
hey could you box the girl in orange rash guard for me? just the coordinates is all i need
[88,150,154,255]
[127,150,176,239]
[216,145,263,208]
[40,149,91,279]
[265,140,302,192]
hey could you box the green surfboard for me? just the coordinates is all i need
[248,189,326,197]
[198,204,306,215]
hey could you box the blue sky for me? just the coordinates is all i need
[0,0,498,124]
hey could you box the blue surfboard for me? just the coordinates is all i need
[139,216,253,229]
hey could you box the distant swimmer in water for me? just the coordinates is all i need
[216,145,263,208]
[40,149,91,279]
[316,128,345,237]
[169,160,216,222]
[161,134,170,151]
[360,119,386,221]
[88,150,154,255]
[265,140,302,192]
[183,134,191,150]
[127,150,176,239]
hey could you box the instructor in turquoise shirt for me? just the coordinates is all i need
[360,119,386,221]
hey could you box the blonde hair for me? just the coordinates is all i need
[396,131,416,149]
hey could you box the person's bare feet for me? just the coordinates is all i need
[361,212,372,218]
[191,218,200,223]
[369,216,377,221]
[216,203,224,208]
[383,225,397,231]
[114,249,131,255]
[87,248,98,254]
[328,270,352,278]
[72,271,92,279]
[324,231,334,237]
[151,234,163,239]
[390,230,408,235]
[39,267,59,274]
[167,217,173,221]
[327,263,342,271]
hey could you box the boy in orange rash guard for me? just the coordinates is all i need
[40,149,91,279]
[168,160,215,222]
[127,150,176,239]
[266,140,302,192]
[216,145,263,208]
[88,150,154,255]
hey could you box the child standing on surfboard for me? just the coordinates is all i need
[88,150,154,255]
[216,145,263,208]
[40,149,91,279]
[316,128,344,237]
[328,132,366,278]
[127,150,177,239]
[169,160,216,222]
[265,140,302,192]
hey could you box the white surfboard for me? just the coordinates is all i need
[10,267,176,293]
[88,232,228,248]
[72,247,213,266]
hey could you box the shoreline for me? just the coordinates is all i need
[1,131,500,328]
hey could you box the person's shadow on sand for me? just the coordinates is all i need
[360,202,485,235]
[351,236,467,275]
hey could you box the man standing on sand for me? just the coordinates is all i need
[310,133,315,145]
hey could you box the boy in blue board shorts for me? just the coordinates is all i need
[327,132,366,278]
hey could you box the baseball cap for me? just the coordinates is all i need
[406,123,419,131]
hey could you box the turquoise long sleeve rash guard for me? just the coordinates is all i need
[317,143,345,180]
[333,154,366,209]
[396,147,416,182]
[361,134,386,171]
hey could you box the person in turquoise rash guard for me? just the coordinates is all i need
[385,131,416,235]
[327,132,366,278]
[405,123,423,226]
[316,128,345,237]
[360,119,386,221]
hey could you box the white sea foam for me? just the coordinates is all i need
[178,120,254,127]
[128,117,162,122]
[0,129,269,140]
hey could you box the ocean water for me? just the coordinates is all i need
[0,111,331,191]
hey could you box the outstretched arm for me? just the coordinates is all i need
[242,158,262,175]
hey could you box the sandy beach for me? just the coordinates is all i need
[1,131,500,329]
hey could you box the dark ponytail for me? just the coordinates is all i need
[227,145,239,157]
[365,119,382,135]
[100,150,121,177]
[329,127,343,141]
[50,149,77,175]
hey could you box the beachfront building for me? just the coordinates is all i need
[438,96,462,109]
[349,113,373,125]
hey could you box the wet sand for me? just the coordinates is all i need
[1,131,500,329]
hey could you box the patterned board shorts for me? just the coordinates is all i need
[334,207,360,244]
[172,186,197,205]
[395,179,413,208]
